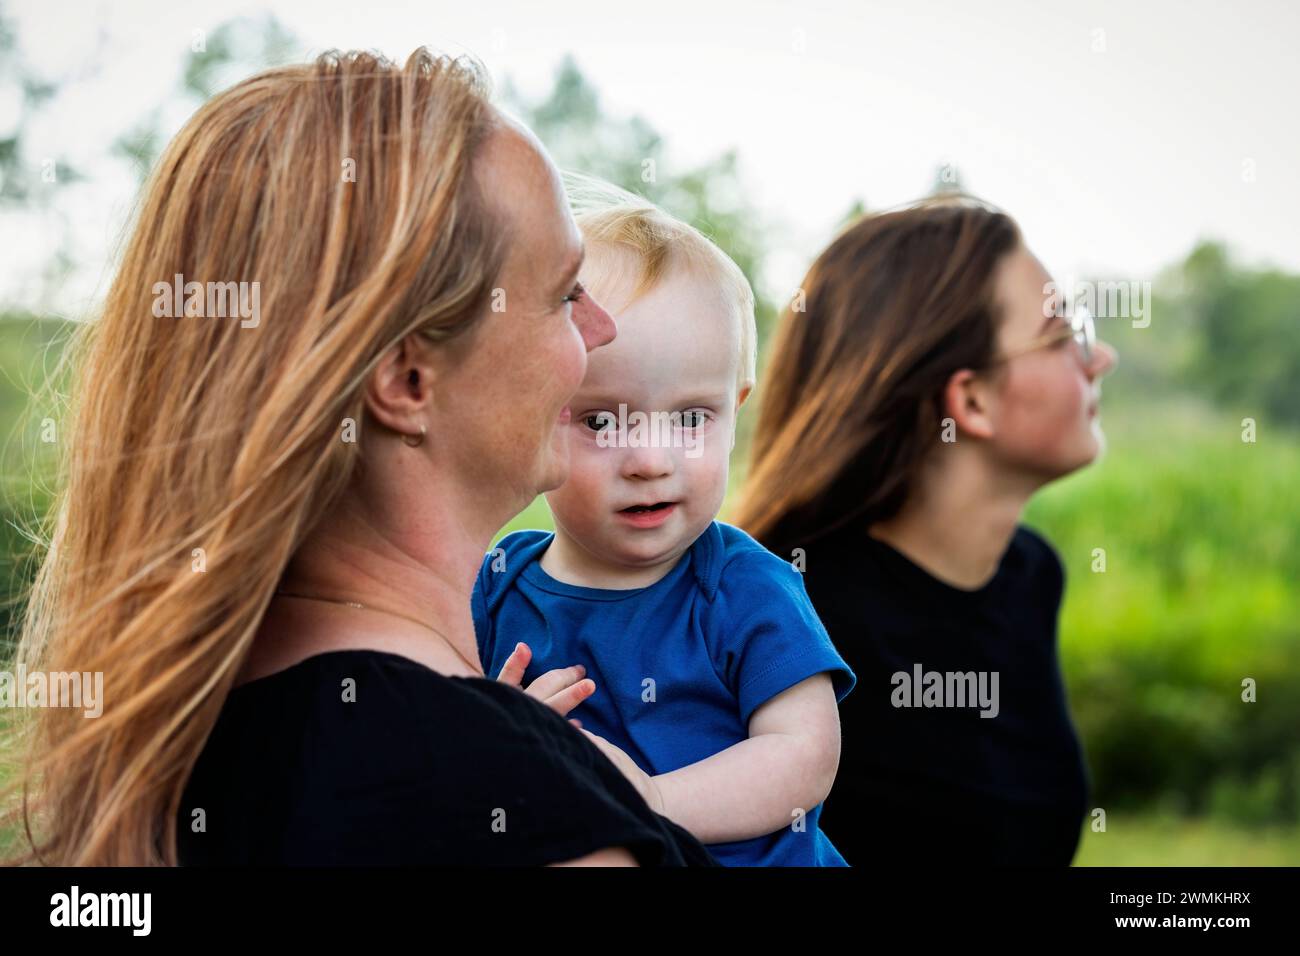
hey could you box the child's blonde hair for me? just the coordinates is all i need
[565,172,756,392]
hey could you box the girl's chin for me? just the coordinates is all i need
[1089,426,1108,460]
[1066,429,1104,473]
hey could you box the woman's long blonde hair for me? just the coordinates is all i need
[1,48,506,865]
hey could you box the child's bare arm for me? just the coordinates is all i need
[649,673,841,844]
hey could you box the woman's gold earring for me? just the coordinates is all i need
[401,424,427,448]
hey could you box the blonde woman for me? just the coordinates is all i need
[1,49,718,867]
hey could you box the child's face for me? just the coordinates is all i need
[545,264,746,572]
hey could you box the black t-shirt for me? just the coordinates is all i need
[774,523,1089,866]
[177,649,719,866]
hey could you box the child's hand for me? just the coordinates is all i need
[578,728,665,816]
[496,642,596,728]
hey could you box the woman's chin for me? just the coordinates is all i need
[1067,427,1106,473]
[533,435,571,493]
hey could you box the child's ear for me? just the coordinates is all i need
[729,383,754,452]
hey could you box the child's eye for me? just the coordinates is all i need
[562,282,586,305]
[583,411,616,432]
[679,410,710,428]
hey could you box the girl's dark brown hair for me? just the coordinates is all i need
[733,196,1021,555]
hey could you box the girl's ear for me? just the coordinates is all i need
[943,368,996,441]
[364,333,439,436]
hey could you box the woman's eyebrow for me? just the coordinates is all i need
[554,246,585,295]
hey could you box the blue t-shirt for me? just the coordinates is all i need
[472,520,856,866]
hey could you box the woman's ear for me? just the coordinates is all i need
[942,368,997,441]
[364,333,439,436]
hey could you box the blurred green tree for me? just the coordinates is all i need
[503,56,775,363]
[1180,241,1300,428]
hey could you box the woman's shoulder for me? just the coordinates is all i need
[180,649,714,866]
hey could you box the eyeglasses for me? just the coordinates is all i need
[990,304,1096,367]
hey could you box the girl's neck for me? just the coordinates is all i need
[868,456,1037,591]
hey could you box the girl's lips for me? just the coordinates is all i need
[616,502,676,528]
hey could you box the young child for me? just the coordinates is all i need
[472,180,856,866]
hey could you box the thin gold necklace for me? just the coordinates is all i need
[273,589,485,677]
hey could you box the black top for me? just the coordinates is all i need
[783,523,1089,865]
[177,649,719,866]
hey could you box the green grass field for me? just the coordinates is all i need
[1074,815,1300,866]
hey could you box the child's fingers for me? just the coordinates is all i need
[494,642,531,687]
[544,677,596,717]
[524,664,587,700]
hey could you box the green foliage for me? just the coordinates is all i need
[1074,813,1300,865]
[1104,240,1300,429]
[505,56,775,452]
[1182,243,1300,428]
[0,313,69,658]
[1026,401,1300,825]
[182,14,298,101]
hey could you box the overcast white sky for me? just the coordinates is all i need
[3,0,1298,316]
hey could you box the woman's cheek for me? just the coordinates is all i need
[556,319,589,396]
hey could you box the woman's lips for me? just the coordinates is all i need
[616,502,676,528]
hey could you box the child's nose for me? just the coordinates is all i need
[621,440,675,480]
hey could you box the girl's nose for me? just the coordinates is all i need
[1088,340,1118,380]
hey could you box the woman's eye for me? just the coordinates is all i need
[583,412,616,432]
[562,282,586,305]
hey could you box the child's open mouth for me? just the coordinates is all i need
[616,501,677,528]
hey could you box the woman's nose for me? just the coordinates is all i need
[575,293,617,352]
[1088,340,1118,380]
